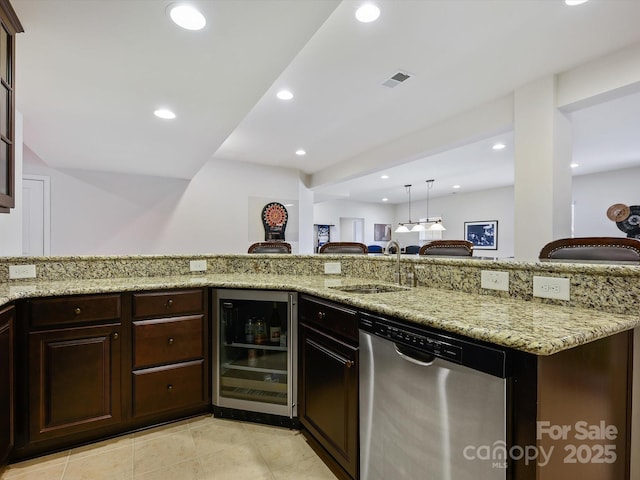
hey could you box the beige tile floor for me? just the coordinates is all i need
[0,415,339,480]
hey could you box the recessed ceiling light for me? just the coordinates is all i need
[277,90,294,100]
[492,142,506,150]
[565,0,589,6]
[380,174,389,179]
[355,3,380,23]
[382,198,388,202]
[452,185,461,189]
[168,4,206,30]
[570,162,579,168]
[295,149,306,156]
[154,108,176,120]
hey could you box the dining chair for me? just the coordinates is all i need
[247,241,292,254]
[418,240,474,256]
[403,245,420,255]
[318,242,368,254]
[538,237,640,263]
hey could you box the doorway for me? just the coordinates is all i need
[22,175,51,256]
[339,217,364,243]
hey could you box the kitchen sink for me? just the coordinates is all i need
[329,284,410,294]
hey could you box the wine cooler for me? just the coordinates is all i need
[212,289,298,424]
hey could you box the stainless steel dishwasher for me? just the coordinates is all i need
[360,312,508,480]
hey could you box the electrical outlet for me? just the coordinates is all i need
[324,262,341,274]
[533,276,570,301]
[9,264,37,279]
[189,259,207,272]
[480,270,509,291]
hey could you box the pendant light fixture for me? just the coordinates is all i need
[425,179,446,231]
[395,185,426,232]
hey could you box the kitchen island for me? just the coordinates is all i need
[0,254,638,479]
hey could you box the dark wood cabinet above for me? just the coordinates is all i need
[0,0,23,213]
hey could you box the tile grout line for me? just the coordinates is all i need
[130,436,135,480]
[59,451,70,480]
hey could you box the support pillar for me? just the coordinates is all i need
[514,76,573,260]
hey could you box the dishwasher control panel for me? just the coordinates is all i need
[382,323,461,363]
[360,312,508,378]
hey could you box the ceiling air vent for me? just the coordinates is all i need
[382,71,413,88]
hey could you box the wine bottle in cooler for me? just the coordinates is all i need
[269,302,282,345]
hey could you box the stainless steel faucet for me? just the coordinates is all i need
[385,240,401,285]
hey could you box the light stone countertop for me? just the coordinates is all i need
[1,273,638,356]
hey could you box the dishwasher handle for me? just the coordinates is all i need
[394,343,435,367]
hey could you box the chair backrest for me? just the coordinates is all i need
[318,242,368,254]
[539,237,640,263]
[367,245,383,254]
[404,245,420,254]
[247,241,291,254]
[419,240,474,257]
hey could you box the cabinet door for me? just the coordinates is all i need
[0,0,22,212]
[300,325,358,479]
[0,305,14,464]
[28,324,122,443]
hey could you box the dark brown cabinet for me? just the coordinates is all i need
[131,289,209,420]
[13,288,210,461]
[0,304,14,465]
[0,0,22,213]
[299,295,359,480]
[26,294,123,444]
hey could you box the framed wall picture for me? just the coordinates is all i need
[464,220,498,250]
[374,223,392,242]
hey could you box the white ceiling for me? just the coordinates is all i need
[13,0,640,204]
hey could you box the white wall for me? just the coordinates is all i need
[425,187,515,258]
[23,147,311,255]
[0,112,23,256]
[573,166,640,238]
[313,200,396,248]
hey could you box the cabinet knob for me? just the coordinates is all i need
[345,360,353,368]
[168,337,174,345]
[74,307,82,315]
[167,384,173,392]
[317,311,326,321]
[166,299,174,309]
[113,332,119,340]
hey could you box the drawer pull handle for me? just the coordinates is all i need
[166,299,174,309]
[306,338,354,367]
[167,384,173,392]
[168,337,174,345]
[74,307,82,315]
[316,311,326,321]
[113,332,119,340]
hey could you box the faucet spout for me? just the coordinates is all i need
[385,240,401,285]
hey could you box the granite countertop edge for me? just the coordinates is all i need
[1,273,638,356]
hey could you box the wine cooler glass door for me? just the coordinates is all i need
[214,290,297,418]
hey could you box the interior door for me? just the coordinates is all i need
[22,175,50,256]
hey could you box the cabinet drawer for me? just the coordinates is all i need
[133,315,204,368]
[133,289,204,319]
[133,360,205,417]
[30,294,121,328]
[299,295,358,342]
